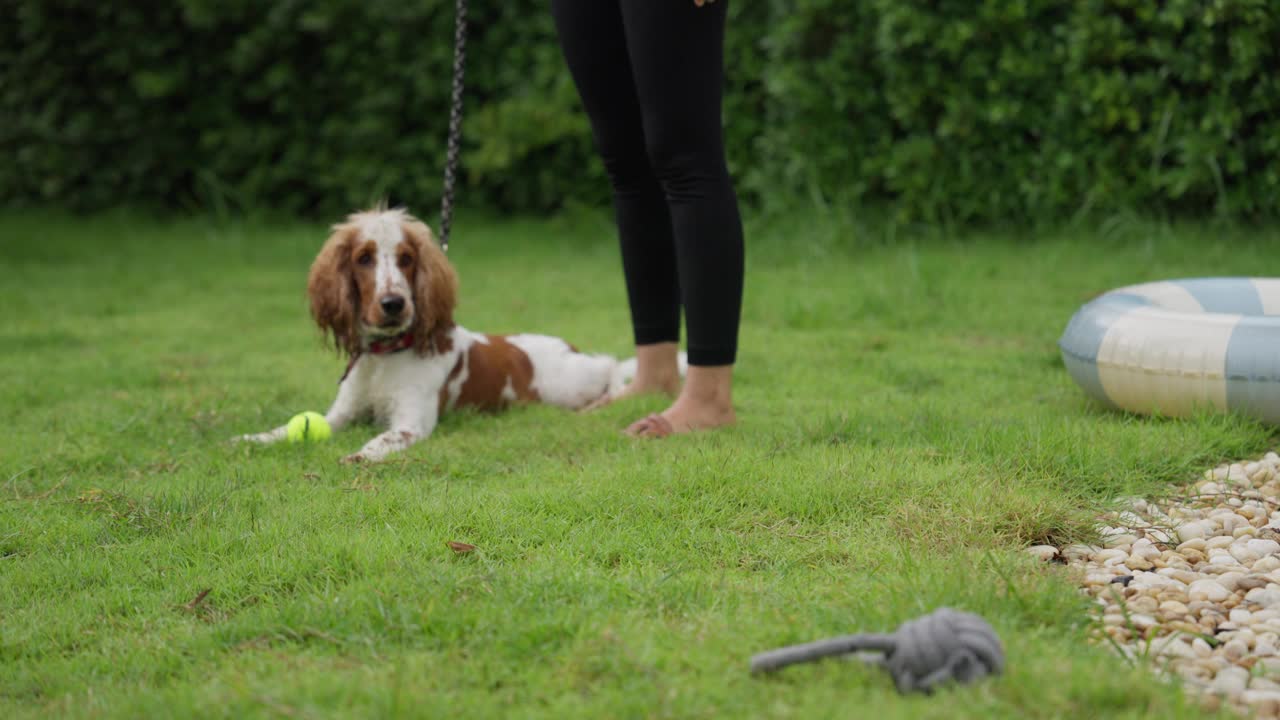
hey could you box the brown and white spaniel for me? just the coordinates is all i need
[236,207,667,463]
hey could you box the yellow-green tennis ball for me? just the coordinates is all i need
[286,412,331,443]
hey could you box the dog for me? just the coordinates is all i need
[236,207,653,463]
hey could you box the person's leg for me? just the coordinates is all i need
[551,0,684,399]
[619,0,744,435]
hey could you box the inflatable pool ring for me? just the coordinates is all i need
[1059,278,1280,424]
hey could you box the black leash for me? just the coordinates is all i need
[439,0,467,254]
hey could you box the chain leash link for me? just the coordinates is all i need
[439,0,467,253]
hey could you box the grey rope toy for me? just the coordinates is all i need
[750,608,1005,694]
[438,0,467,253]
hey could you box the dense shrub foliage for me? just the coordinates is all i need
[3,0,1277,222]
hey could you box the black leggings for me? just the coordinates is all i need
[551,0,744,367]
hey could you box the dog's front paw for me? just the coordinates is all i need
[234,426,289,445]
[341,452,367,465]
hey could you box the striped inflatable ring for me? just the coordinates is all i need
[1059,278,1280,424]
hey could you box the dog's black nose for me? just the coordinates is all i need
[380,295,406,316]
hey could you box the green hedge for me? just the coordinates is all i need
[0,0,608,215]
[3,0,1278,223]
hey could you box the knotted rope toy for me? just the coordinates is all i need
[750,607,1004,694]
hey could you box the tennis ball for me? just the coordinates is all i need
[286,411,331,443]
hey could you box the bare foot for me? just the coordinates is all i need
[624,398,736,437]
[625,364,736,437]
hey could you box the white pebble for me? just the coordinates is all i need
[1209,554,1244,570]
[1213,666,1251,695]
[1178,522,1211,542]
[1237,628,1259,648]
[1129,614,1157,630]
[1253,678,1280,691]
[1133,573,1182,591]
[1026,545,1058,562]
[1250,539,1280,557]
[1219,571,1248,592]
[1103,533,1138,549]
[1152,636,1197,659]
[1222,639,1249,661]
[1131,539,1161,560]
[1116,511,1146,528]
[1178,537,1209,552]
[1189,579,1231,602]
[1231,608,1255,624]
[1208,536,1236,550]
[1063,544,1099,562]
[1231,544,1263,565]
[1243,689,1280,708]
[1124,555,1154,571]
[1242,575,1271,590]
[1128,596,1159,614]
[1251,589,1280,608]
[1222,515,1249,534]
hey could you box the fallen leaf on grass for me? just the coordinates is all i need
[29,477,68,501]
[447,541,476,554]
[302,473,320,481]
[183,588,212,611]
[257,695,300,718]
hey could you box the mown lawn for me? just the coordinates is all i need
[2,208,1277,718]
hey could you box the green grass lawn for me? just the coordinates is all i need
[2,207,1278,718]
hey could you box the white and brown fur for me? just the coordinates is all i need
[236,207,670,463]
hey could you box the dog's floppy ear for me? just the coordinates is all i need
[401,218,458,354]
[307,225,361,357]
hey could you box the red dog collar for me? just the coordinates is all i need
[339,332,416,383]
[368,332,415,355]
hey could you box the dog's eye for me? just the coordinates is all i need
[356,253,374,266]
[397,254,413,268]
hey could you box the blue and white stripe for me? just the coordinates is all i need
[1059,278,1280,425]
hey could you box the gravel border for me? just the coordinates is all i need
[1028,451,1280,717]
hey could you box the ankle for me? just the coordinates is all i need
[631,368,681,390]
[677,364,734,411]
[677,385,732,410]
[631,342,682,390]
